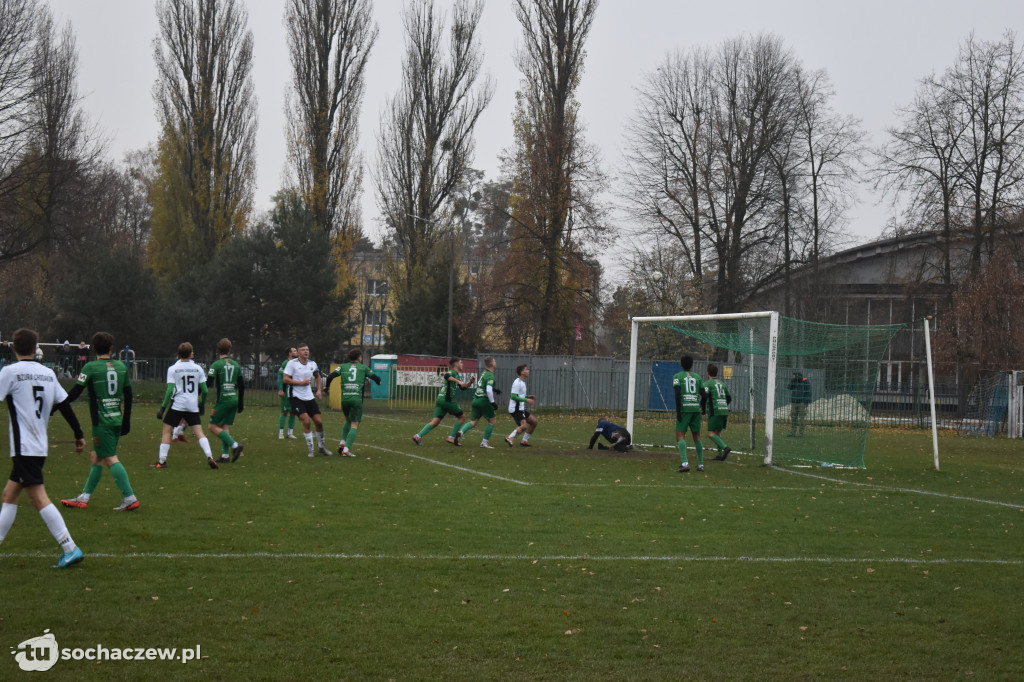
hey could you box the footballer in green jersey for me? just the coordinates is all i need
[700,364,732,461]
[60,331,139,511]
[672,355,705,473]
[457,356,500,448]
[413,357,475,446]
[207,338,245,463]
[278,346,298,438]
[325,349,381,456]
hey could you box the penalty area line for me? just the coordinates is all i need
[1,551,1019,565]
[360,442,532,486]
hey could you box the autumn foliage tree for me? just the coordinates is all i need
[503,0,605,353]
[934,250,1024,378]
[149,0,257,283]
[285,0,377,292]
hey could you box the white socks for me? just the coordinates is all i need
[159,442,170,463]
[0,502,16,542]
[39,503,76,553]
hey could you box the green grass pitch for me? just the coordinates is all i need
[1,399,1021,680]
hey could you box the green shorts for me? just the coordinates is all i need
[92,424,121,459]
[675,411,702,435]
[433,399,464,420]
[210,402,238,427]
[342,400,363,423]
[707,414,729,433]
[280,394,293,413]
[471,400,496,421]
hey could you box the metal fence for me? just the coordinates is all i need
[110,355,1021,435]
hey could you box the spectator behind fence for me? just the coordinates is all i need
[788,371,812,437]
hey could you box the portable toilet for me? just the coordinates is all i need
[370,354,397,399]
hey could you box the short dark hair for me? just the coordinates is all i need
[449,357,460,367]
[484,355,495,368]
[217,338,232,355]
[680,355,693,371]
[12,328,38,357]
[707,363,718,378]
[516,364,528,376]
[347,348,362,362]
[177,342,194,359]
[91,332,114,355]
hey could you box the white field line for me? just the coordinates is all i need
[363,415,1023,510]
[774,465,1024,510]
[359,442,531,486]
[1,551,1019,565]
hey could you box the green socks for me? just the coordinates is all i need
[83,464,104,495]
[483,424,494,441]
[417,424,434,438]
[696,440,704,466]
[109,462,133,497]
[460,421,474,434]
[347,427,358,448]
[710,434,727,455]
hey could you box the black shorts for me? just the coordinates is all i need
[610,428,632,452]
[164,408,201,428]
[290,397,321,417]
[510,410,531,425]
[9,455,45,487]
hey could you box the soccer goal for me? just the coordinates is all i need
[626,312,906,468]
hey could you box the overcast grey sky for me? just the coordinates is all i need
[50,0,1024,250]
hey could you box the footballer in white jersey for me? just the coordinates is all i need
[0,328,86,568]
[153,342,217,469]
[282,343,329,456]
[166,358,207,412]
[284,357,319,402]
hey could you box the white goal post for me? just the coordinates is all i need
[626,312,780,465]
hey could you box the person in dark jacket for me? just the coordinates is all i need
[788,371,812,437]
[588,418,632,452]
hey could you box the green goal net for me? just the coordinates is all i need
[627,313,906,468]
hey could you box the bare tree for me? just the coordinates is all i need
[285,0,377,249]
[0,0,43,262]
[946,32,1024,273]
[0,3,103,264]
[0,0,40,179]
[624,33,803,314]
[150,0,256,279]
[876,76,964,293]
[374,0,492,354]
[376,0,492,277]
[793,67,865,270]
[877,31,1024,287]
[624,48,715,305]
[505,0,605,353]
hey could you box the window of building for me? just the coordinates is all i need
[365,310,388,328]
